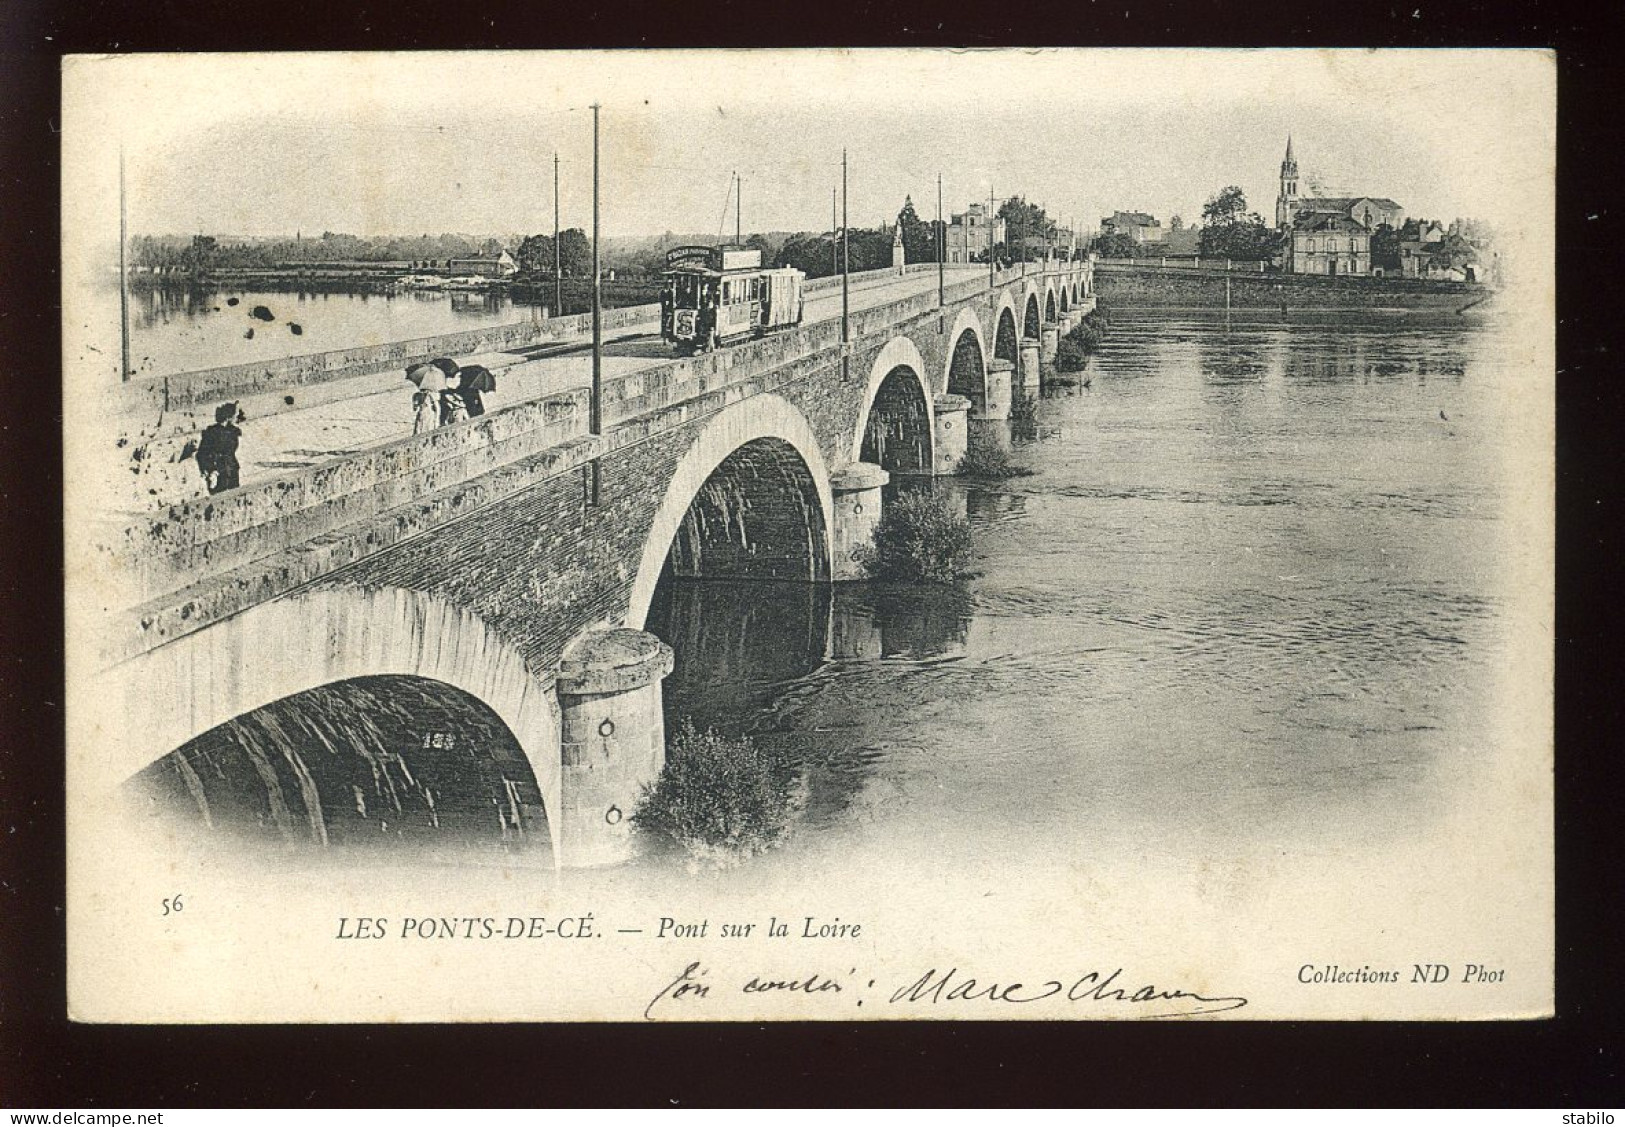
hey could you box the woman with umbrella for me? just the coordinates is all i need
[457,364,497,418]
[429,358,468,426]
[406,363,446,434]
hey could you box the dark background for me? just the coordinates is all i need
[2,0,1619,1107]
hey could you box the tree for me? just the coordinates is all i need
[182,234,219,273]
[556,228,591,277]
[1201,186,1249,228]
[516,234,555,275]
[1170,214,1185,232]
[1198,186,1280,261]
[996,196,1056,261]
[1091,232,1140,259]
[896,196,934,264]
[776,233,837,279]
[1370,223,1401,273]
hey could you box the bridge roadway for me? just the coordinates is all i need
[106,265,989,517]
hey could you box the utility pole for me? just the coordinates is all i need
[734,171,741,246]
[590,104,602,435]
[553,152,561,320]
[588,103,602,506]
[937,172,945,307]
[119,145,130,382]
[988,185,995,289]
[832,187,838,278]
[841,149,849,345]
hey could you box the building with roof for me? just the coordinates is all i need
[944,203,1006,264]
[446,250,518,278]
[1288,214,1371,276]
[1101,210,1164,244]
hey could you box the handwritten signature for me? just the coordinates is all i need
[645,962,1247,1020]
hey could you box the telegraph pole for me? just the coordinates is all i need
[584,103,602,507]
[553,152,561,319]
[734,171,741,246]
[590,104,602,439]
[841,149,849,344]
[937,172,945,307]
[831,188,838,278]
[988,185,995,289]
[119,145,130,382]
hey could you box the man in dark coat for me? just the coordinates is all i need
[196,403,243,494]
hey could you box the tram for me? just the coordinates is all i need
[660,245,805,353]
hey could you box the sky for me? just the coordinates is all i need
[62,50,1553,250]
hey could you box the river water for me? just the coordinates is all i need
[86,283,654,381]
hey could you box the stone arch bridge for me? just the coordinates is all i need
[83,260,1094,865]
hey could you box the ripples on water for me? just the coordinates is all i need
[131,312,1515,871]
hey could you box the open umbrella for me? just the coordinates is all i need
[406,363,447,391]
[458,364,497,393]
[430,357,461,379]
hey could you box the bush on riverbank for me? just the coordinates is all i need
[1010,391,1039,439]
[860,488,974,583]
[957,432,1035,480]
[1056,309,1110,373]
[634,720,804,868]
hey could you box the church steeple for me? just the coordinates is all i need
[1276,134,1300,229]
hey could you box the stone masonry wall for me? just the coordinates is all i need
[1094,263,1483,311]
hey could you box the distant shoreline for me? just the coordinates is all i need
[1095,261,1495,318]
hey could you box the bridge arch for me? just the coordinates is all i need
[942,309,989,408]
[855,336,935,474]
[1045,288,1058,323]
[994,302,1019,366]
[94,585,564,854]
[627,393,835,631]
[1059,285,1070,313]
[1023,291,1042,339]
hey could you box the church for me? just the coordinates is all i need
[1275,137,1406,276]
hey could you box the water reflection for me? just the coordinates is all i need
[648,578,973,730]
[646,577,974,827]
[129,675,549,862]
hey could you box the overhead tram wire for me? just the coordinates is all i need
[714,173,736,242]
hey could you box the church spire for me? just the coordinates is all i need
[1277,135,1300,230]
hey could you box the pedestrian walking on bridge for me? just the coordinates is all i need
[196,403,243,495]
